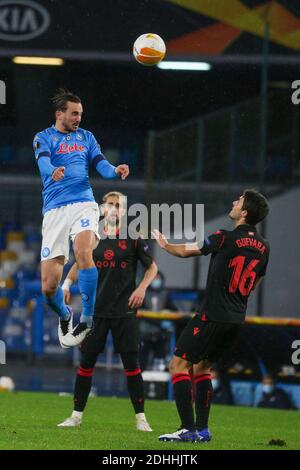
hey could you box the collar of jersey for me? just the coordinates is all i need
[235,224,256,231]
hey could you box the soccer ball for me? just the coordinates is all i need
[133,33,166,66]
[0,376,15,391]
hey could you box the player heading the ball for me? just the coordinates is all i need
[33,89,129,348]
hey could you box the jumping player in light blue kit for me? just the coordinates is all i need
[34,89,129,348]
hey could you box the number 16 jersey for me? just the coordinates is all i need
[198,224,270,324]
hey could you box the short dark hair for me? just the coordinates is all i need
[242,189,269,225]
[52,88,81,113]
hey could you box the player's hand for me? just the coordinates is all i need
[63,289,71,305]
[152,229,168,250]
[128,286,146,309]
[52,166,65,181]
[115,164,129,180]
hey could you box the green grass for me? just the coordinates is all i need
[0,391,299,450]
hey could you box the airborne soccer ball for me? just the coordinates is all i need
[133,33,166,66]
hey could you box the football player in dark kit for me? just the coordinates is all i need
[153,189,270,443]
[58,191,157,431]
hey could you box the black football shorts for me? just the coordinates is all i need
[174,314,241,364]
[80,316,140,354]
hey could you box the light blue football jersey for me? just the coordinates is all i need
[33,125,106,214]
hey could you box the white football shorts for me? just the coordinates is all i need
[41,201,100,264]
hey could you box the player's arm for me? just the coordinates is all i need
[61,262,78,304]
[128,261,158,309]
[33,133,65,181]
[253,243,270,290]
[152,229,201,258]
[88,133,129,180]
[253,276,264,290]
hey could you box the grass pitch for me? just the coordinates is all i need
[0,391,299,450]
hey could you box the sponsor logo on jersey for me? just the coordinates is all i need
[56,143,85,154]
[104,249,115,261]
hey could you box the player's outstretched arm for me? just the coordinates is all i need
[128,261,158,309]
[152,229,201,258]
[61,262,78,304]
[95,160,129,180]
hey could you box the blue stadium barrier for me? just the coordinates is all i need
[254,382,300,409]
[230,381,255,406]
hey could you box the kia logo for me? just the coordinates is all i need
[0,0,50,41]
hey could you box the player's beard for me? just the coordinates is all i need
[107,216,119,232]
[62,119,79,133]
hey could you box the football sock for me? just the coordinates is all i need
[172,373,195,431]
[194,373,213,430]
[73,366,94,412]
[78,267,98,327]
[125,368,145,414]
[44,286,69,320]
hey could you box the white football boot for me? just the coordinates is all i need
[136,413,152,432]
[58,307,73,348]
[57,415,82,427]
[61,322,91,347]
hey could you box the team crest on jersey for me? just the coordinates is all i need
[76,133,83,141]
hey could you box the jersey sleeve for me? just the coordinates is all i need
[88,132,106,166]
[258,242,270,277]
[199,230,226,256]
[33,132,51,161]
[136,238,154,269]
[33,132,56,177]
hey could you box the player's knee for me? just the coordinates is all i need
[194,360,212,375]
[121,352,139,370]
[41,280,58,298]
[80,354,97,370]
[74,246,93,265]
[169,357,188,374]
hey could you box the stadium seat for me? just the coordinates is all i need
[6,231,25,254]
[230,381,254,406]
[168,291,199,312]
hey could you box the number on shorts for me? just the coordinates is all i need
[81,219,90,227]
